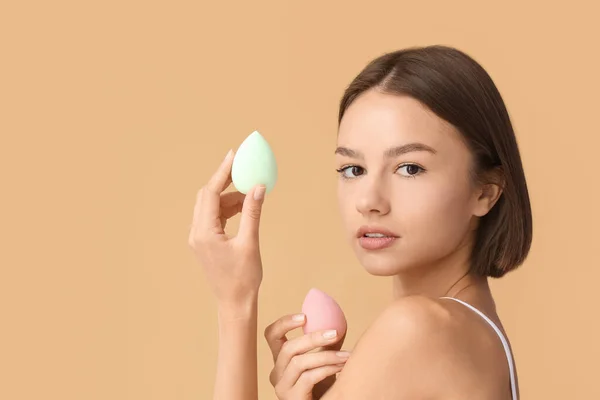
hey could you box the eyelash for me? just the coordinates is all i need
[335,163,426,180]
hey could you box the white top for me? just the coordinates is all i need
[440,296,518,400]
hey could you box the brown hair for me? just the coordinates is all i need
[338,45,532,278]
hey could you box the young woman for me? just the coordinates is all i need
[189,45,532,400]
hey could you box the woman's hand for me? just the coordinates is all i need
[265,314,350,400]
[188,149,267,308]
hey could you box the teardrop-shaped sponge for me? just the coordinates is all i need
[301,288,347,336]
[231,130,278,195]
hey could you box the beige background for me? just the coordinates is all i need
[1,0,599,399]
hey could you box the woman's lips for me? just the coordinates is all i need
[356,225,399,238]
[358,236,398,250]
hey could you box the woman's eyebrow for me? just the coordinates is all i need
[334,143,437,159]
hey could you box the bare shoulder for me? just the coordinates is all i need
[323,295,511,400]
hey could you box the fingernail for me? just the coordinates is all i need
[336,351,350,359]
[323,330,337,339]
[223,149,233,162]
[292,313,305,322]
[254,185,266,201]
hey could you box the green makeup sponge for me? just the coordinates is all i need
[231,130,278,195]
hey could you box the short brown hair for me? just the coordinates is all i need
[338,45,532,278]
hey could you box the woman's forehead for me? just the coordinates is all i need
[338,91,459,148]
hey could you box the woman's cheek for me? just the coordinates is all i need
[403,182,472,256]
[337,197,357,242]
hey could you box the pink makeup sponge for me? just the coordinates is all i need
[301,288,347,336]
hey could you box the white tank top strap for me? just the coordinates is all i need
[439,296,518,400]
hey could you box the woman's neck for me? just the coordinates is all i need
[391,239,489,300]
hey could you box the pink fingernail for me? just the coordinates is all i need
[292,313,305,322]
[323,330,337,339]
[254,185,266,200]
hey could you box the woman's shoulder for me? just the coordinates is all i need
[375,294,454,330]
[364,295,486,364]
[323,295,510,399]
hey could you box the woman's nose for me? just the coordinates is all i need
[355,179,391,216]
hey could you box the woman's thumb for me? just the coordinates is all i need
[238,184,266,241]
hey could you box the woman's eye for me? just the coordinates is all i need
[336,164,425,179]
[397,164,424,177]
[337,165,364,179]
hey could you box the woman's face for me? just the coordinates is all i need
[336,89,484,276]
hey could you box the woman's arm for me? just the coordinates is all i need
[320,296,503,399]
[214,296,260,400]
[320,296,445,399]
[188,149,267,400]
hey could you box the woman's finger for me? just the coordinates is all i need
[237,184,266,243]
[219,205,242,229]
[297,364,345,391]
[264,313,306,362]
[197,149,235,234]
[219,191,246,226]
[220,202,245,230]
[278,350,350,390]
[275,364,345,399]
[274,329,342,378]
[221,190,246,208]
[191,190,245,237]
[191,188,204,231]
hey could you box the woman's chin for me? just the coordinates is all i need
[356,252,407,276]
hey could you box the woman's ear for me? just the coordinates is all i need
[473,167,504,217]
